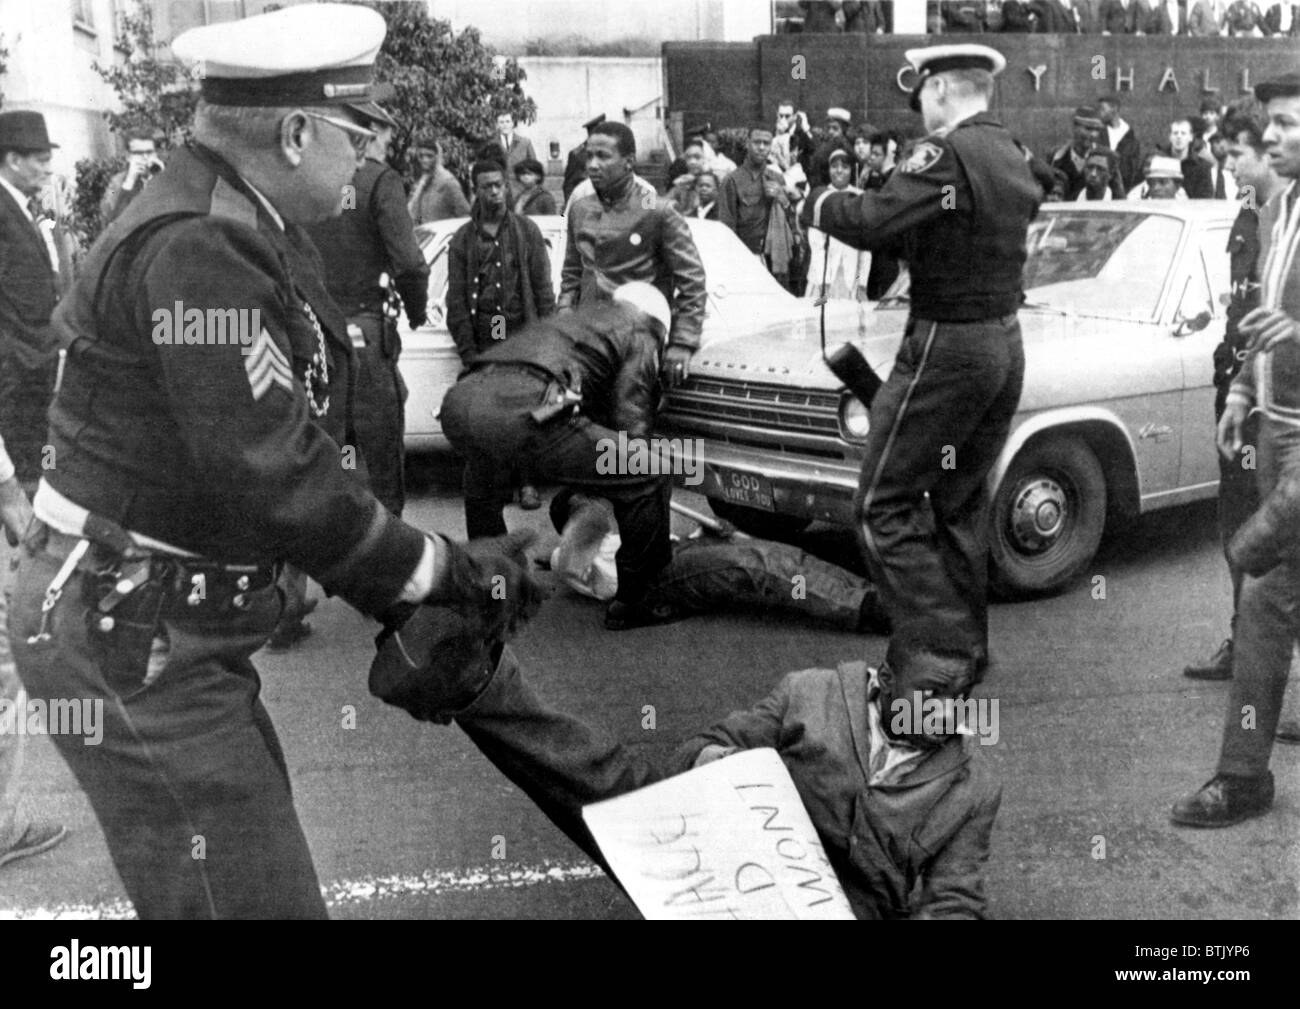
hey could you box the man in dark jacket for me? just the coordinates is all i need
[369,615,999,919]
[447,161,555,365]
[563,114,605,205]
[306,97,428,518]
[441,287,675,626]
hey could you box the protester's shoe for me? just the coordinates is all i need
[0,822,68,870]
[1170,772,1273,827]
[1276,720,1300,744]
[518,485,542,511]
[1184,638,1234,680]
[265,620,313,653]
[604,599,686,631]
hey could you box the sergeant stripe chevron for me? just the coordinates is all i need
[242,327,295,401]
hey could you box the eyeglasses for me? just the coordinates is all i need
[305,112,376,158]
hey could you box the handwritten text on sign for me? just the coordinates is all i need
[582,748,854,920]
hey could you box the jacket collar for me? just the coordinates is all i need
[838,660,972,791]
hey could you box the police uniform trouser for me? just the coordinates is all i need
[351,313,407,517]
[854,314,1025,665]
[10,524,327,919]
[441,366,673,605]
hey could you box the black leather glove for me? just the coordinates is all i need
[429,530,549,640]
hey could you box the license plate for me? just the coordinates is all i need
[712,467,775,511]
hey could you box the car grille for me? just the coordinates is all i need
[665,377,842,437]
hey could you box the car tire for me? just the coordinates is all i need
[987,436,1107,598]
[707,499,812,540]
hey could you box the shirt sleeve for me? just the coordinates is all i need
[445,227,476,362]
[134,218,427,615]
[912,783,1000,920]
[667,673,792,773]
[657,204,707,350]
[800,138,958,252]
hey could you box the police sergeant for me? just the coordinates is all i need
[9,3,542,919]
[799,44,1043,682]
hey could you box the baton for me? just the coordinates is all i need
[669,499,744,539]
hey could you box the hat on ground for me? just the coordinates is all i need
[0,111,58,151]
[1146,155,1184,181]
[1072,105,1104,130]
[613,281,672,338]
[582,113,607,132]
[904,43,1007,113]
[826,107,852,126]
[1255,71,1300,104]
[173,2,387,111]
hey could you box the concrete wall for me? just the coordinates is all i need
[430,0,770,52]
[667,33,1300,158]
[516,57,669,165]
[0,0,123,173]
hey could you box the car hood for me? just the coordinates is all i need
[686,304,1081,395]
[688,303,912,388]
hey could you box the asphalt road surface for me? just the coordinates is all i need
[3,449,1297,920]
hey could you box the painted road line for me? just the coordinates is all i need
[0,859,606,919]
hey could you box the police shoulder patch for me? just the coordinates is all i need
[898,141,945,175]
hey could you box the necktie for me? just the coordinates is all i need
[1215,166,1226,199]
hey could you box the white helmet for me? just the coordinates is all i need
[612,281,671,339]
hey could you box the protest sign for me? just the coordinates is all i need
[582,748,854,920]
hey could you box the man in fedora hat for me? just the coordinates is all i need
[8,3,541,919]
[1130,154,1187,198]
[0,108,69,873]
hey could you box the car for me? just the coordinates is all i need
[656,201,1239,596]
[397,213,836,449]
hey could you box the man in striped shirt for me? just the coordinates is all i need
[1173,70,1300,827]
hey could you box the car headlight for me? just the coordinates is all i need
[839,393,870,442]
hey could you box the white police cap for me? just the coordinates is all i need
[904,43,1007,112]
[173,3,386,110]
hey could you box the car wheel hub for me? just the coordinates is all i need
[1008,477,1068,552]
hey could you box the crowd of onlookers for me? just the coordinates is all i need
[776,1,1300,35]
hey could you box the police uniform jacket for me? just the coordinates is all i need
[306,157,429,326]
[470,301,661,438]
[45,143,426,615]
[804,111,1042,322]
[560,173,707,350]
[669,662,1001,920]
[0,179,59,483]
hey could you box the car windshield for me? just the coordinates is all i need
[875,210,1185,322]
[1022,211,1183,320]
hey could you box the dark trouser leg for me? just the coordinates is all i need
[10,536,326,919]
[455,645,663,863]
[352,337,407,518]
[462,455,509,540]
[1218,412,1261,619]
[1216,417,1300,777]
[854,316,1021,660]
[642,538,869,630]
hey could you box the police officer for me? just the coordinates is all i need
[440,283,675,629]
[305,85,428,518]
[800,44,1043,677]
[9,3,541,919]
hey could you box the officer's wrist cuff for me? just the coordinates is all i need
[399,536,442,603]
